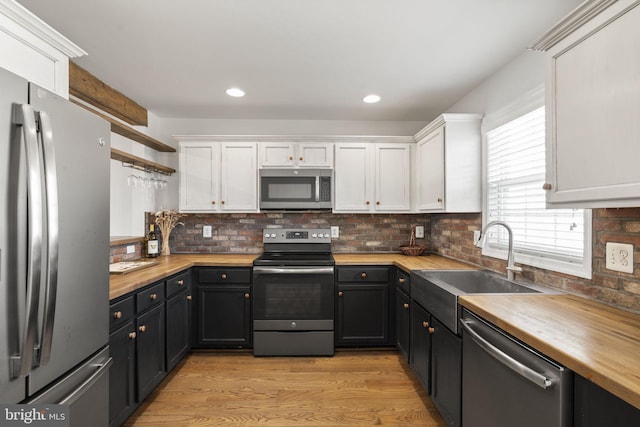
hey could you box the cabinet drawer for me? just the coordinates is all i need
[337,267,389,283]
[197,268,251,284]
[166,270,190,297]
[109,296,134,332]
[136,282,165,313]
[396,269,410,294]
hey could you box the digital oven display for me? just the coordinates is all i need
[286,231,308,239]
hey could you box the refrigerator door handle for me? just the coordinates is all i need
[11,104,43,378]
[59,358,113,405]
[36,111,59,367]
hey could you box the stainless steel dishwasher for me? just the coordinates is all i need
[460,309,573,427]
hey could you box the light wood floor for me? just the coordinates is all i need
[124,349,447,426]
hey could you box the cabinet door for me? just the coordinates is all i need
[395,288,411,362]
[259,142,295,167]
[544,2,640,207]
[336,283,389,346]
[298,143,333,168]
[410,303,431,393]
[108,323,136,427]
[136,304,166,402]
[416,127,445,211]
[430,317,461,427]
[179,142,219,211]
[166,290,191,372]
[197,285,252,347]
[374,144,411,211]
[334,143,372,211]
[220,142,258,211]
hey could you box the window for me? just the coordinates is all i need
[484,106,592,279]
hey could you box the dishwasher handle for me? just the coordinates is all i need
[460,319,553,390]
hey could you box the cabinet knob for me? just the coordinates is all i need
[149,293,157,300]
[542,183,552,190]
[403,303,409,309]
[338,291,344,297]
[289,156,293,160]
[221,273,227,280]
[113,311,122,319]
[186,295,192,301]
[422,321,429,328]
[366,201,370,205]
[437,198,443,203]
[428,327,435,334]
[299,157,303,161]
[376,201,380,205]
[177,280,184,286]
[244,293,250,299]
[211,201,216,205]
[361,272,367,279]
[138,325,147,333]
[128,332,137,340]
[221,200,225,204]
[398,278,405,284]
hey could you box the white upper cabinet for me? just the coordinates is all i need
[179,141,258,212]
[259,141,333,168]
[334,142,411,213]
[414,114,482,213]
[0,0,85,98]
[532,0,640,208]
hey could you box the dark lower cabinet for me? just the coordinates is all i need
[166,290,192,371]
[395,286,411,362]
[337,283,389,346]
[430,317,461,427]
[197,285,252,347]
[574,374,640,426]
[108,321,136,427]
[136,303,166,402]
[410,302,431,393]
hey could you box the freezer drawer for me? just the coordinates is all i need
[26,346,112,427]
[461,309,572,427]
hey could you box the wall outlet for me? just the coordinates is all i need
[606,242,634,273]
[203,225,212,238]
[126,245,135,254]
[331,226,340,238]
[415,225,424,239]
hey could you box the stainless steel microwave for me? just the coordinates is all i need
[259,169,332,210]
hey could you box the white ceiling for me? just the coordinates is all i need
[18,0,582,123]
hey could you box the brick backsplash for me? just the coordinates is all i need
[145,212,431,254]
[109,241,144,264]
[430,209,640,313]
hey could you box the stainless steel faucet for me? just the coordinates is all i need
[475,221,523,280]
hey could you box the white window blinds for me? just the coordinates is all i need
[485,107,588,270]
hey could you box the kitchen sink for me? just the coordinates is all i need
[410,270,558,335]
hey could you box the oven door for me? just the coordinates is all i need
[253,266,334,331]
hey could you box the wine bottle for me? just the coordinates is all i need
[146,224,159,258]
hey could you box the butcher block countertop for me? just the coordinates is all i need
[459,294,640,410]
[109,253,471,300]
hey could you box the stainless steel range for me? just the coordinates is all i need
[252,228,335,356]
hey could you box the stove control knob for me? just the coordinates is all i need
[312,233,317,238]
[270,233,276,238]
[324,233,330,238]
[264,233,270,239]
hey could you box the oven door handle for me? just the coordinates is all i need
[253,266,334,275]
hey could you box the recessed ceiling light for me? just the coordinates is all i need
[363,94,381,103]
[226,87,245,97]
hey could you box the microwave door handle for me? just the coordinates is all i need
[315,176,320,202]
[36,111,59,367]
[11,104,43,378]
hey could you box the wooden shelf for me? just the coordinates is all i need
[71,99,175,152]
[111,148,176,175]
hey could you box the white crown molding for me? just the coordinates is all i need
[172,134,416,144]
[529,0,624,51]
[0,0,86,57]
[413,113,483,141]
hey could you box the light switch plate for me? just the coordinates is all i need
[415,225,424,239]
[606,242,634,273]
[331,226,339,238]
[203,225,212,238]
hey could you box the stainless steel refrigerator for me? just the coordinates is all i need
[0,66,111,425]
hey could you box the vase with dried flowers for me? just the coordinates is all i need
[154,209,185,256]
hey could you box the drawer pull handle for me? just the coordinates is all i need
[428,327,435,334]
[244,293,250,299]
[177,280,184,286]
[221,273,227,280]
[422,321,429,328]
[403,303,409,309]
[113,311,123,319]
[149,293,157,300]
[361,272,367,279]
[338,291,344,297]
[128,332,137,340]
[186,295,192,301]
[398,278,405,284]
[138,325,147,333]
